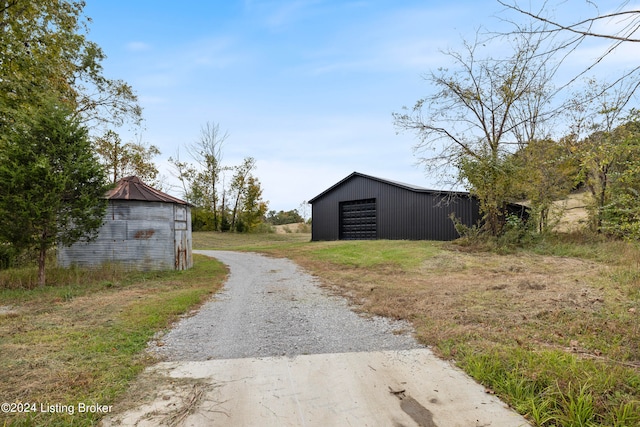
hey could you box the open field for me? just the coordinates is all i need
[194,231,640,426]
[0,254,227,427]
[1,230,637,426]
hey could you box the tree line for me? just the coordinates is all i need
[169,122,268,233]
[394,1,640,241]
[0,1,267,286]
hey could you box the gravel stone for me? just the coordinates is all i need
[151,250,423,361]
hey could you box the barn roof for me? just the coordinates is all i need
[309,171,470,203]
[106,176,189,205]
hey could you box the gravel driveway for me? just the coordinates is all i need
[153,250,422,360]
[106,250,530,426]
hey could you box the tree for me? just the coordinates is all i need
[563,79,638,232]
[600,118,640,239]
[170,123,270,232]
[497,1,640,101]
[0,0,142,136]
[511,138,576,232]
[93,130,161,185]
[229,157,257,231]
[394,32,554,235]
[0,100,110,286]
[185,122,228,231]
[237,177,268,232]
[265,209,304,225]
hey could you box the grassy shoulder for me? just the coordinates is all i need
[195,231,640,426]
[0,254,227,427]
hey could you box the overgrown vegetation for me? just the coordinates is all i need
[194,231,640,426]
[265,209,305,225]
[0,254,227,426]
[394,3,640,241]
[0,101,111,287]
[0,1,144,282]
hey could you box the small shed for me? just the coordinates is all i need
[58,176,193,271]
[309,172,481,241]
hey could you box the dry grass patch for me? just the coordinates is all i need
[0,255,227,426]
[285,245,608,351]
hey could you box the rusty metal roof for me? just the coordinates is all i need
[106,176,189,205]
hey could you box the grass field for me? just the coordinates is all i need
[195,231,640,426]
[0,254,227,427]
[1,230,637,426]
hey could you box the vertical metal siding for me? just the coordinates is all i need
[58,200,193,270]
[173,204,193,270]
[311,175,480,241]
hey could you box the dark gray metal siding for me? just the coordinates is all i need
[311,175,480,241]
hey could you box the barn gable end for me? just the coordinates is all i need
[57,176,193,271]
[309,172,480,241]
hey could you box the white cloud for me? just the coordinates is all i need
[126,41,151,52]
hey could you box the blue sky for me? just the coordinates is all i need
[82,0,638,212]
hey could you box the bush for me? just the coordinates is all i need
[0,244,17,270]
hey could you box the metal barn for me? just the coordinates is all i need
[309,172,481,241]
[57,176,193,271]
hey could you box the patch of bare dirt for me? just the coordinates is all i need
[100,370,217,427]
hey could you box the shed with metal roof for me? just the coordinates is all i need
[309,172,481,241]
[57,176,193,271]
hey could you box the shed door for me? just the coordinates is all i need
[340,199,377,240]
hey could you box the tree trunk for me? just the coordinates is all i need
[38,246,46,287]
[231,191,242,232]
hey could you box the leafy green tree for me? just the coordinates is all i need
[237,176,268,232]
[265,209,304,225]
[229,157,256,231]
[600,117,640,239]
[0,100,110,286]
[563,79,638,232]
[0,0,142,135]
[394,32,554,235]
[93,130,161,185]
[511,138,577,232]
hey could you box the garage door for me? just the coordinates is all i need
[340,199,377,240]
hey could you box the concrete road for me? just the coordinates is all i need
[103,349,529,427]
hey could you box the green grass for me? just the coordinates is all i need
[0,254,227,427]
[458,345,640,426]
[308,240,442,270]
[191,231,640,427]
[193,230,310,251]
[7,230,633,426]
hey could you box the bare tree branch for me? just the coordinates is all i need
[498,1,640,42]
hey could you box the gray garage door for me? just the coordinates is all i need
[340,199,377,240]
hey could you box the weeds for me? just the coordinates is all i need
[456,345,640,426]
[0,254,227,426]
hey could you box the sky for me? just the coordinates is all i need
[81,0,639,212]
